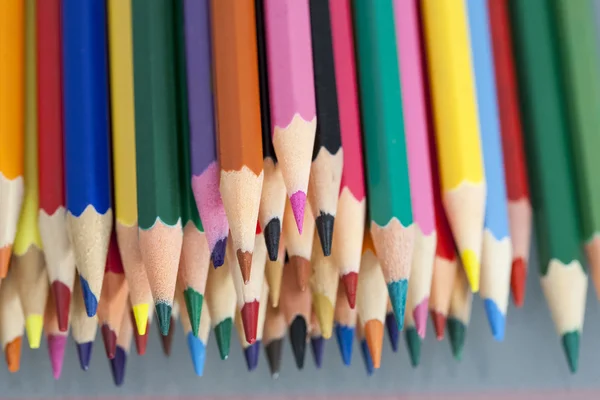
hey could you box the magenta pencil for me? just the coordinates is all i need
[329,0,366,309]
[263,0,316,233]
[393,0,437,339]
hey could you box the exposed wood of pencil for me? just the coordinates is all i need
[280,260,311,332]
[310,232,339,339]
[0,271,24,373]
[334,281,357,328]
[283,198,315,291]
[265,238,285,308]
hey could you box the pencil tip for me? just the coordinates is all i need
[510,258,527,307]
[315,213,334,256]
[387,280,408,330]
[290,316,307,369]
[25,314,43,349]
[5,337,21,373]
[360,339,374,376]
[110,346,127,386]
[155,303,172,336]
[413,299,429,339]
[131,311,149,355]
[132,304,149,336]
[384,312,399,352]
[264,219,281,262]
[313,294,334,338]
[159,316,175,356]
[483,299,505,341]
[289,191,307,234]
[241,301,259,344]
[290,256,311,291]
[335,324,354,366]
[311,335,325,368]
[186,332,206,376]
[76,341,93,371]
[447,318,466,361]
[364,320,383,369]
[430,311,447,341]
[183,288,204,337]
[460,250,480,293]
[79,276,98,317]
[405,327,421,368]
[214,317,233,360]
[341,272,358,309]
[47,334,67,379]
[244,340,261,371]
[101,324,117,359]
[265,338,283,377]
[211,238,227,268]
[0,245,12,278]
[562,331,580,373]
[51,281,71,332]
[237,250,253,284]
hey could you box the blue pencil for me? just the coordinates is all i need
[466,0,512,341]
[62,0,113,317]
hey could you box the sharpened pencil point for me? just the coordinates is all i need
[214,317,233,360]
[430,311,447,341]
[290,316,307,369]
[290,191,307,234]
[241,301,259,344]
[460,250,480,293]
[360,339,374,376]
[313,294,334,338]
[237,250,253,284]
[52,281,71,332]
[0,246,12,278]
[447,318,466,361]
[265,338,283,378]
[562,331,580,373]
[211,238,227,268]
[385,312,399,352]
[315,213,334,256]
[413,299,429,339]
[341,272,358,308]
[131,311,149,355]
[244,340,261,371]
[76,341,93,371]
[264,219,281,262]
[483,299,505,341]
[510,258,527,307]
[25,314,43,349]
[387,280,408,330]
[101,324,117,359]
[158,316,175,356]
[405,327,421,368]
[335,324,354,366]
[311,335,324,368]
[290,256,311,291]
[364,320,383,369]
[110,346,127,386]
[5,337,21,373]
[183,288,203,337]
[48,335,67,379]
[79,276,98,317]
[186,332,206,376]
[155,303,172,336]
[132,304,149,336]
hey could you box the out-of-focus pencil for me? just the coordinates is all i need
[62,0,113,316]
[447,267,472,361]
[357,320,374,376]
[71,275,97,371]
[403,295,421,368]
[110,304,132,387]
[311,232,338,339]
[184,0,229,269]
[0,271,24,373]
[0,0,25,277]
[385,300,398,352]
[44,287,68,380]
[488,0,531,307]
[353,0,415,328]
[158,298,179,357]
[132,0,183,336]
[309,310,324,369]
[107,0,153,338]
[235,281,269,371]
[422,0,486,292]
[283,198,315,291]
[329,0,366,309]
[263,302,285,379]
[177,285,210,376]
[334,282,356,366]
[265,238,285,308]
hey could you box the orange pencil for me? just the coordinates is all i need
[0,270,24,373]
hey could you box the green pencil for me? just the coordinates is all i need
[509,0,588,373]
[132,0,183,336]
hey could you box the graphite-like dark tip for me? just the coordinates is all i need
[311,335,324,368]
[264,219,281,262]
[315,213,334,257]
[265,339,283,378]
[158,316,175,356]
[211,238,227,268]
[110,346,127,386]
[289,316,307,370]
[385,312,399,352]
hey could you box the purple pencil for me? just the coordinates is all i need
[184,0,229,268]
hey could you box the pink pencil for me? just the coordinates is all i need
[328,0,366,309]
[263,0,316,233]
[394,0,437,338]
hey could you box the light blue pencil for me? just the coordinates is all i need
[466,0,512,341]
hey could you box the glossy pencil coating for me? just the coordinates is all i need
[422,0,486,292]
[510,0,587,373]
[466,0,512,341]
[353,0,414,328]
[184,0,230,268]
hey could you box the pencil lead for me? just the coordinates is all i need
[405,327,421,368]
[131,311,149,355]
[315,213,334,256]
[48,334,67,379]
[241,300,259,344]
[385,312,399,352]
[310,335,324,368]
[184,288,203,337]
[52,281,71,332]
[510,258,526,307]
[364,320,383,369]
[5,337,21,373]
[214,317,232,360]
[76,341,93,371]
[79,276,98,317]
[413,300,429,339]
[101,324,117,359]
[244,340,261,371]
[265,338,283,378]
[387,279,408,330]
[264,219,281,262]
[186,332,206,376]
[25,314,43,349]
[447,317,466,361]
[341,272,358,309]
[290,256,311,291]
[237,250,252,284]
[562,331,580,374]
[483,299,505,341]
[155,302,172,336]
[335,323,354,366]
[0,246,12,277]
[110,346,127,386]
[289,191,307,234]
[132,304,149,336]
[289,315,307,369]
[359,339,374,376]
[211,238,227,268]
[430,311,446,341]
[313,294,334,339]
[460,250,480,293]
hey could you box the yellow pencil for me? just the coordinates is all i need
[422,0,485,292]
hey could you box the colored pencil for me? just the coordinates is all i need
[0,271,24,373]
[394,0,437,339]
[447,267,472,361]
[357,320,374,376]
[309,310,324,369]
[37,0,75,334]
[183,0,229,269]
[421,0,486,292]
[14,256,47,350]
[467,0,512,341]
[158,298,179,357]
[353,0,415,328]
[263,0,317,233]
[334,282,356,366]
[255,0,287,262]
[71,275,98,371]
[107,0,153,338]
[178,286,210,377]
[311,232,339,339]
[265,238,285,308]
[130,300,152,356]
[110,303,133,387]
[280,259,311,369]
[385,300,399,352]
[263,302,285,379]
[283,198,315,291]
[403,295,421,368]
[44,287,68,380]
[0,0,25,278]
[205,250,236,360]
[132,0,183,336]
[510,0,588,373]
[555,0,600,301]
[211,0,264,283]
[329,0,366,309]
[356,234,387,370]
[488,0,532,308]
[97,233,129,359]
[62,0,113,317]
[235,281,268,371]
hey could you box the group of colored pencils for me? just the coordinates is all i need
[0,0,598,386]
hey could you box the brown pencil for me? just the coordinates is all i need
[0,270,24,373]
[283,197,315,291]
